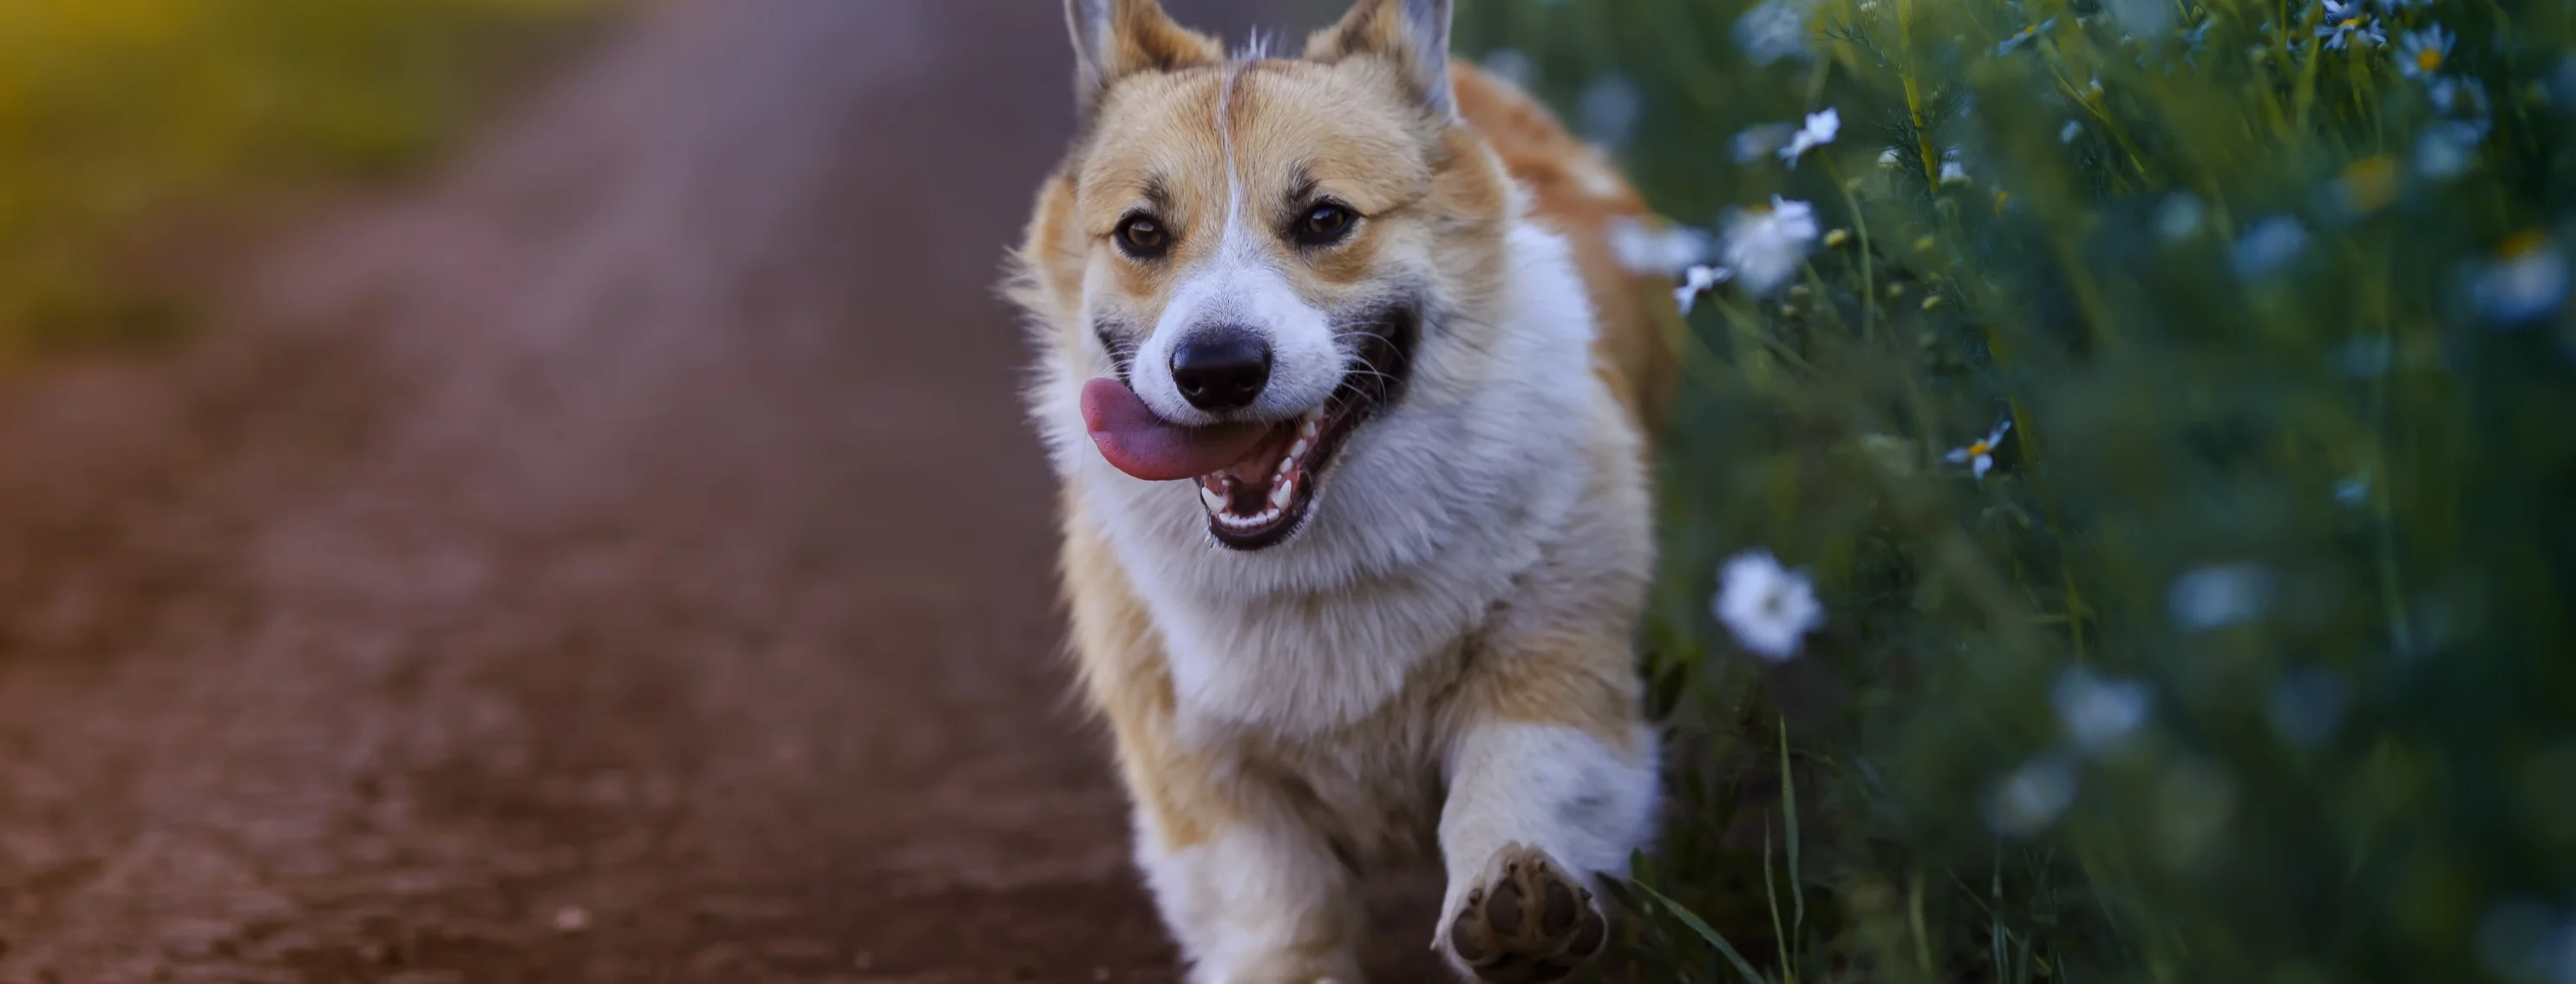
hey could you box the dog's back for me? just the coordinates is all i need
[1450,62,1681,440]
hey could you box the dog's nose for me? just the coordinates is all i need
[1170,333,1272,412]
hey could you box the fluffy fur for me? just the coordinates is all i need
[1006,2,1684,980]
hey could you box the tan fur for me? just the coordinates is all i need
[1061,505,1234,850]
[1010,3,1677,979]
[1450,66,1683,438]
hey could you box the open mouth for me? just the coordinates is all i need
[1081,305,1418,551]
[1189,396,1352,548]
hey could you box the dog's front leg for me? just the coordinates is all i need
[1433,651,1661,982]
[1062,522,1363,982]
[1133,797,1365,984]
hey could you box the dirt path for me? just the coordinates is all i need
[0,2,1392,981]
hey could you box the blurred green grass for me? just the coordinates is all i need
[1455,0,2576,981]
[0,0,602,352]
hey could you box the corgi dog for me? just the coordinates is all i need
[1006,1,1682,980]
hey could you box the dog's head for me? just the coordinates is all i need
[1023,0,1515,552]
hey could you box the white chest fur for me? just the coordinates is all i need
[1108,483,1551,739]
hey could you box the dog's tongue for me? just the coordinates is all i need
[1082,377,1270,482]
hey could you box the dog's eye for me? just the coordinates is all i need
[1116,215,1169,258]
[1295,203,1356,246]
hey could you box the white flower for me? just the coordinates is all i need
[2316,0,2385,49]
[1939,160,1970,186]
[2059,120,2083,143]
[1988,756,2078,836]
[1481,49,1536,88]
[2473,901,2576,984]
[2168,562,2275,631]
[2108,0,2174,35]
[2431,75,2490,119]
[2416,120,2485,180]
[1575,74,1644,147]
[1674,264,1732,314]
[2232,216,2308,279]
[1778,108,1840,167]
[2052,667,2153,754]
[2156,194,2205,239]
[2396,24,2453,79]
[1995,16,2057,55]
[1712,549,1822,661]
[2470,233,2570,325]
[1945,418,2012,480]
[1732,122,1795,163]
[1735,0,1816,66]
[1720,197,1820,294]
[1608,218,1710,276]
[1877,147,1904,169]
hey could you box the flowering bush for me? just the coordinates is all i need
[1460,0,2576,981]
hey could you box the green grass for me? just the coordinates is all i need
[1454,0,2576,981]
[0,0,603,351]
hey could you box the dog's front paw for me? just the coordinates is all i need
[1446,843,1609,983]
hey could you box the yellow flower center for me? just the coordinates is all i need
[2501,231,2549,259]
[1969,441,1993,456]
[2416,49,2443,71]
[2339,17,2360,28]
[2342,155,2399,213]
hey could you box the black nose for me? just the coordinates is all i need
[1169,333,1272,412]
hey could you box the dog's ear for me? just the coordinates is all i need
[1065,0,1223,115]
[1307,0,1456,121]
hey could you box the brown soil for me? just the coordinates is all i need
[0,2,1451,981]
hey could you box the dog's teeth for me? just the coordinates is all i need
[1270,478,1295,509]
[1286,438,1310,462]
[1201,485,1226,513]
[1216,507,1277,528]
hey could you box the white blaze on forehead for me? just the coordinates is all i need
[1219,59,1245,242]
[1213,59,1266,274]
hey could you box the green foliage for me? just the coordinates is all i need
[0,0,601,349]
[1456,0,2576,980]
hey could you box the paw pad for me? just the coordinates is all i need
[1447,844,1609,983]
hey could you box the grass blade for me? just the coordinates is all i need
[1779,716,1805,947]
[1630,879,1770,984]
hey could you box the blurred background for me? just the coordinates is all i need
[0,1,1296,981]
[0,0,593,351]
[0,0,2570,982]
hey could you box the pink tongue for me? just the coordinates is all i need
[1081,377,1270,482]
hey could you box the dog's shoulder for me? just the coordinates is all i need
[1449,62,1683,443]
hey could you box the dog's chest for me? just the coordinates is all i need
[1213,686,1455,866]
[1153,566,1498,740]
